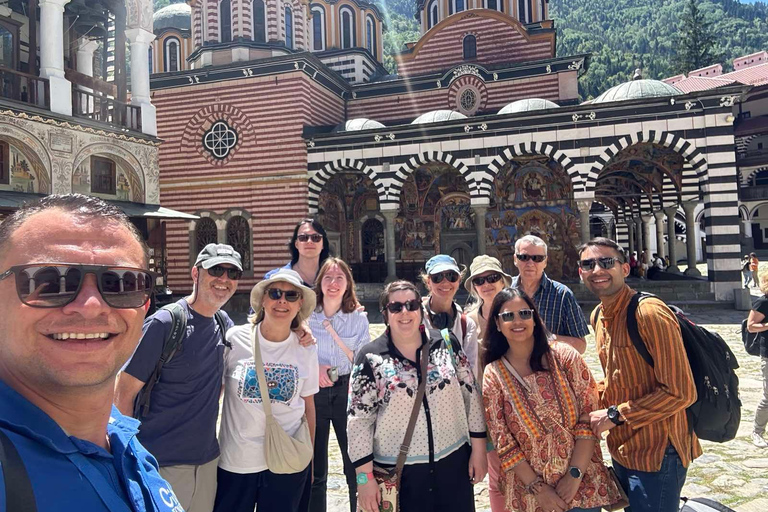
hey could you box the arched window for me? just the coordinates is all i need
[164,37,180,72]
[219,0,231,43]
[90,156,116,195]
[362,219,384,262]
[463,34,476,60]
[253,0,266,42]
[340,7,355,49]
[518,0,531,23]
[226,216,251,271]
[427,0,438,29]
[366,16,376,58]
[311,6,325,51]
[449,0,465,15]
[285,7,294,49]
[486,0,503,11]
[195,218,219,254]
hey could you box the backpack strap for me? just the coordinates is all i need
[440,328,459,369]
[589,304,602,330]
[626,292,655,368]
[214,310,232,349]
[0,429,37,512]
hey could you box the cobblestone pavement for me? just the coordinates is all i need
[321,309,768,512]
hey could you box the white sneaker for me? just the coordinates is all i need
[751,432,768,448]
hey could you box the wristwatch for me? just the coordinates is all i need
[568,466,583,480]
[356,472,375,485]
[607,405,625,426]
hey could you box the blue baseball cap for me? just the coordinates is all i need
[425,254,460,275]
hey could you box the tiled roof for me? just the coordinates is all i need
[720,63,768,87]
[668,76,735,93]
[661,62,768,93]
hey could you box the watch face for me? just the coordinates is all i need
[569,467,581,479]
[356,473,368,485]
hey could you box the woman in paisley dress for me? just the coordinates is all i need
[482,287,622,512]
[347,280,487,512]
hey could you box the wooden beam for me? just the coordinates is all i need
[114,2,126,104]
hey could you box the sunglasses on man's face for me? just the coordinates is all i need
[207,265,243,280]
[385,299,421,314]
[429,271,459,284]
[0,263,154,309]
[472,272,503,287]
[297,234,323,243]
[498,309,534,322]
[578,257,620,271]
[267,288,302,302]
[516,254,546,263]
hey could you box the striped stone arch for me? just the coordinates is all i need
[585,131,708,193]
[742,166,768,185]
[486,141,580,198]
[307,159,388,214]
[739,204,750,221]
[388,151,475,202]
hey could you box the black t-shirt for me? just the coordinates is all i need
[752,295,768,358]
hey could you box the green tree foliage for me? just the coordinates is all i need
[672,0,721,74]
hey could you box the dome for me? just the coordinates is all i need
[333,118,386,132]
[153,3,191,32]
[411,110,467,124]
[497,98,560,115]
[592,79,683,104]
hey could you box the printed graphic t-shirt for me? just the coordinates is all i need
[218,323,320,473]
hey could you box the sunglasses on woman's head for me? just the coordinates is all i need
[385,299,421,314]
[472,272,502,287]
[578,257,620,271]
[266,288,302,302]
[206,265,243,280]
[516,254,546,263]
[498,309,534,322]
[297,234,323,243]
[429,271,459,284]
[0,263,154,309]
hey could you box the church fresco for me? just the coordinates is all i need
[0,145,41,194]
[72,160,134,202]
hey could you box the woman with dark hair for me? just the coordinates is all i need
[307,257,370,512]
[265,218,331,287]
[347,280,487,512]
[482,287,622,512]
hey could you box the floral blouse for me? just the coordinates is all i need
[347,328,486,468]
[483,343,623,512]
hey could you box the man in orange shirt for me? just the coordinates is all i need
[578,237,700,512]
[751,252,760,289]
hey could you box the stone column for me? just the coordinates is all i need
[628,220,635,255]
[635,218,644,253]
[576,200,592,244]
[641,215,653,254]
[125,28,157,136]
[39,0,72,116]
[75,38,99,114]
[682,201,701,276]
[654,210,665,259]
[664,206,679,272]
[381,210,398,282]
[472,205,488,255]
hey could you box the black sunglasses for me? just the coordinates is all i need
[516,254,546,263]
[579,257,620,271]
[267,288,302,302]
[385,299,421,314]
[206,265,243,280]
[472,272,503,287]
[0,263,154,309]
[429,271,459,284]
[297,234,323,243]
[498,309,534,322]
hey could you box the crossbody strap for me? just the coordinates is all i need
[251,325,275,419]
[394,337,430,474]
[322,319,355,362]
[0,429,37,512]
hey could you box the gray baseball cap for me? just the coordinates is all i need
[194,243,243,271]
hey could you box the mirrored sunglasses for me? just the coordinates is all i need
[429,271,459,284]
[267,288,302,302]
[207,265,243,280]
[385,299,421,314]
[516,254,546,263]
[0,263,154,309]
[297,234,323,243]
[578,257,619,271]
[498,309,534,322]
[472,272,503,287]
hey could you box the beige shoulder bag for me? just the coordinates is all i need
[251,325,314,474]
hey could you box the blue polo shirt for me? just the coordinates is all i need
[511,272,589,339]
[0,380,183,512]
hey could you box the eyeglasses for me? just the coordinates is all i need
[266,288,302,302]
[206,265,243,280]
[498,309,534,322]
[578,257,621,271]
[385,299,421,314]
[297,234,323,243]
[516,254,546,263]
[429,271,459,284]
[0,263,154,309]
[472,272,503,287]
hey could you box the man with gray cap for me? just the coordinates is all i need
[115,243,242,512]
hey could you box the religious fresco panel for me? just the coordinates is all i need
[488,157,580,281]
[0,144,43,193]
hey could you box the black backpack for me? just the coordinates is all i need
[680,497,735,512]
[626,292,741,443]
[133,302,230,419]
[741,318,762,357]
[0,429,36,512]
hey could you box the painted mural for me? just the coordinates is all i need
[488,157,580,280]
[0,145,40,193]
[72,160,132,201]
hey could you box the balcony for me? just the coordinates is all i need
[739,184,768,201]
[0,66,50,109]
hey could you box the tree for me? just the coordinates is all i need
[672,0,721,74]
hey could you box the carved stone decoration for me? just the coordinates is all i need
[450,65,483,84]
[685,101,695,110]
[719,96,737,107]
[125,0,153,32]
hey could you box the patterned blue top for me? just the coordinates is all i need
[511,272,589,339]
[308,308,371,376]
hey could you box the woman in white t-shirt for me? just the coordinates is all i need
[214,268,319,512]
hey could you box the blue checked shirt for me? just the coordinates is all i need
[511,272,589,339]
[308,308,371,376]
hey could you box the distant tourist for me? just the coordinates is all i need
[751,253,760,289]
[653,253,665,270]
[746,268,768,448]
[629,251,638,277]
[743,254,754,288]
[265,218,331,287]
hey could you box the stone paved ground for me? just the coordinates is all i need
[322,308,768,512]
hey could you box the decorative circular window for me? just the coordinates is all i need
[456,85,481,115]
[203,120,238,160]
